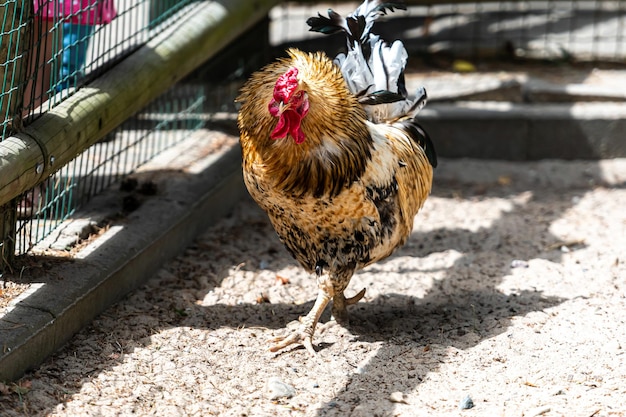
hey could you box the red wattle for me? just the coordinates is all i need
[270,109,304,143]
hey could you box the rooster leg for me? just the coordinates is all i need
[270,287,332,355]
[331,288,366,323]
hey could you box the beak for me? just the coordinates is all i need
[277,101,287,115]
[269,98,286,118]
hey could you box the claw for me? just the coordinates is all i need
[332,288,367,323]
[270,330,317,355]
[345,287,366,305]
[269,288,332,355]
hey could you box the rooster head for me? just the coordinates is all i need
[268,67,310,144]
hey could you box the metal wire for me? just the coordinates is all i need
[13,82,207,254]
[270,1,626,62]
[4,0,208,257]
[2,0,626,263]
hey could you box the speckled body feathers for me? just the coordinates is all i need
[237,50,433,295]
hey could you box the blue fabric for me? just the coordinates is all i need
[57,23,94,91]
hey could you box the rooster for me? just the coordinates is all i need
[236,0,437,354]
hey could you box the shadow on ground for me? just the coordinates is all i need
[2,154,616,416]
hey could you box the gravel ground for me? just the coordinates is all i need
[1,158,625,417]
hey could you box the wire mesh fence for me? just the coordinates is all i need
[1,0,247,269]
[1,0,204,141]
[1,0,626,270]
[270,1,626,63]
[20,0,202,119]
[13,83,208,255]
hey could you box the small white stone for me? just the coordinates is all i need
[389,391,408,404]
[265,377,295,400]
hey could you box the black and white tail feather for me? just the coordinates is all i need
[307,0,436,168]
[307,0,427,124]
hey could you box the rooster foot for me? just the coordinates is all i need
[269,288,332,355]
[270,324,317,356]
[331,288,366,324]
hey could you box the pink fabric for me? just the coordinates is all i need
[34,0,117,25]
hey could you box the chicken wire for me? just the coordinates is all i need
[12,84,214,256]
[270,1,626,62]
[21,0,200,121]
[0,0,197,137]
[2,0,626,267]
[1,0,244,266]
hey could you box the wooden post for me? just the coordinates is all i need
[0,200,17,273]
[0,0,32,271]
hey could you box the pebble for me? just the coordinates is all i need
[511,259,529,268]
[389,391,409,404]
[459,394,474,409]
[354,366,366,375]
[265,377,295,400]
